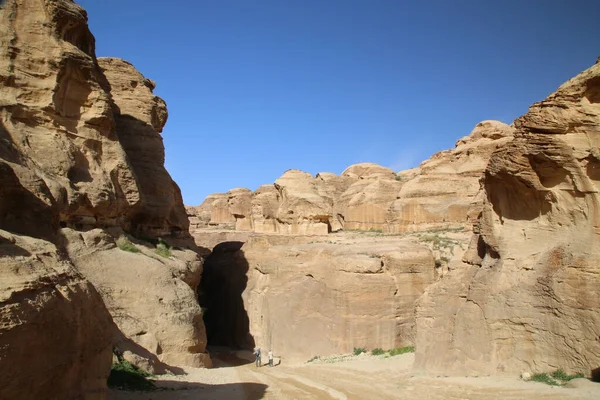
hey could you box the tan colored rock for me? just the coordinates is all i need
[339,177,402,231]
[415,62,600,377]
[187,189,253,231]
[341,162,396,180]
[64,229,212,371]
[0,1,211,394]
[273,170,332,234]
[251,184,280,233]
[0,230,114,400]
[191,128,512,237]
[98,57,191,238]
[190,193,235,228]
[387,121,514,233]
[237,233,436,361]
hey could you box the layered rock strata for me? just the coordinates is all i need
[188,122,514,236]
[0,1,210,397]
[415,62,600,377]
[202,232,436,361]
[0,230,114,400]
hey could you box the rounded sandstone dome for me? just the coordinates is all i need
[341,163,396,180]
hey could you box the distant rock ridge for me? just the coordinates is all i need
[187,120,515,237]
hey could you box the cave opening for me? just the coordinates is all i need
[198,241,255,350]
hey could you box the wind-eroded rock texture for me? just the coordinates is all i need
[201,232,436,361]
[0,1,209,398]
[0,230,114,400]
[188,122,514,237]
[415,62,600,377]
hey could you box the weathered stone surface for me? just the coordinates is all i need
[0,230,114,400]
[188,189,253,231]
[272,170,334,235]
[189,128,513,237]
[64,228,212,371]
[98,57,190,238]
[250,184,280,233]
[0,1,211,396]
[387,121,514,233]
[415,62,600,377]
[236,233,436,361]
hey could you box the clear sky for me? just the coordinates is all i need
[77,0,600,206]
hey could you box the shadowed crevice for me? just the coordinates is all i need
[198,241,255,350]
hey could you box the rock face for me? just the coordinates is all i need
[63,228,211,372]
[98,57,190,238]
[0,230,114,400]
[0,0,210,397]
[188,125,514,236]
[200,232,436,361]
[415,62,600,377]
[388,121,514,233]
[188,112,515,364]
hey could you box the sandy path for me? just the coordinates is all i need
[110,352,600,400]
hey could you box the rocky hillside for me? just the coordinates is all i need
[188,120,514,236]
[189,121,514,361]
[0,1,209,398]
[190,62,600,379]
[415,60,600,378]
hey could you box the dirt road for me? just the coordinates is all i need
[110,351,599,400]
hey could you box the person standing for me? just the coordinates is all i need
[254,348,261,367]
[268,349,273,367]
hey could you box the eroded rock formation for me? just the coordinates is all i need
[0,230,114,400]
[415,62,600,377]
[0,1,209,397]
[188,123,514,236]
[200,232,436,361]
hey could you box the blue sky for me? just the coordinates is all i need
[78,0,600,205]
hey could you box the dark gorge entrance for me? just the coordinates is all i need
[198,241,255,350]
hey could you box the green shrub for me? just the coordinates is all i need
[551,369,584,382]
[117,237,140,253]
[388,346,415,356]
[107,359,155,391]
[155,238,172,258]
[307,356,320,363]
[353,347,367,356]
[371,348,385,355]
[530,373,560,386]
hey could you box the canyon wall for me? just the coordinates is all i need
[241,233,436,361]
[0,1,209,398]
[415,61,600,377]
[189,120,513,361]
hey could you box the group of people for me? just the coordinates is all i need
[254,348,274,367]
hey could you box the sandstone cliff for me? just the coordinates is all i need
[188,115,514,363]
[415,62,600,378]
[188,122,514,237]
[198,231,437,361]
[0,229,114,400]
[0,1,209,398]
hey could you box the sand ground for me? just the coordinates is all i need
[110,350,600,400]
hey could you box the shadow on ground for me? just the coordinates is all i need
[110,380,268,400]
[208,346,255,369]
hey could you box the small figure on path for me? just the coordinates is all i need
[268,349,273,367]
[254,348,261,367]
